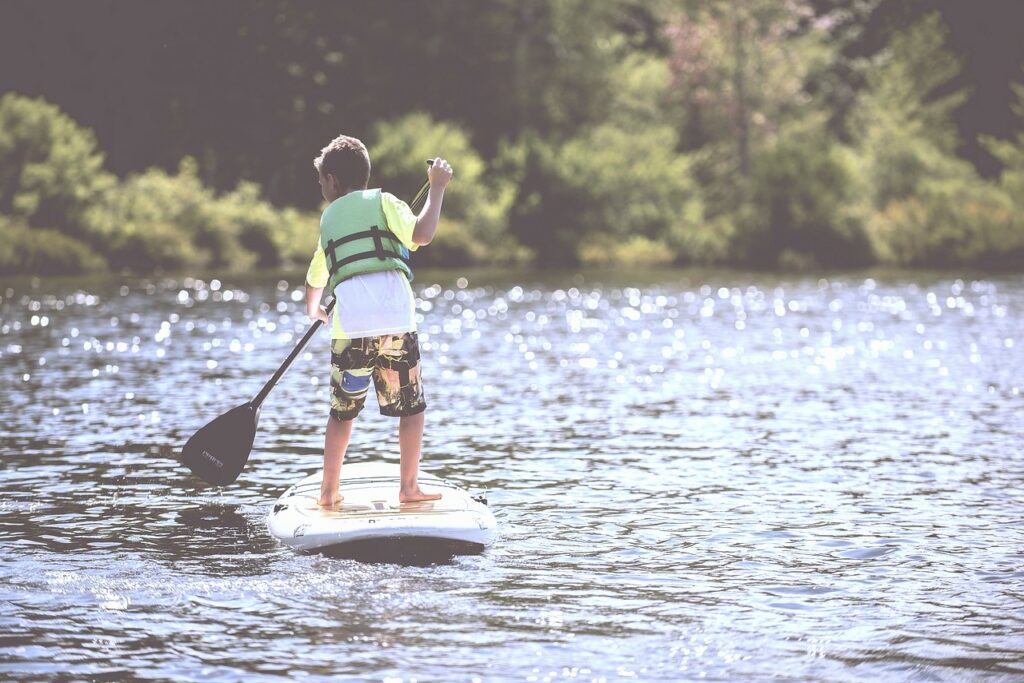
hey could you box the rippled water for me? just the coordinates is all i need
[1,268,1022,682]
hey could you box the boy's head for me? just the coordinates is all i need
[314,134,370,201]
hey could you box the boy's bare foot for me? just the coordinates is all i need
[399,487,442,503]
[318,495,343,509]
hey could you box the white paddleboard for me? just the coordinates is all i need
[267,462,496,553]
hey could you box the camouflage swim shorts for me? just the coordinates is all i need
[329,332,426,420]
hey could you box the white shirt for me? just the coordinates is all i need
[331,269,416,339]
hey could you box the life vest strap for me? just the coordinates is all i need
[328,248,409,276]
[327,226,394,249]
[325,225,410,279]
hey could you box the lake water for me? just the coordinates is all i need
[1,267,1022,682]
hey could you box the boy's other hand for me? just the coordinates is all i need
[428,158,453,190]
[310,305,330,324]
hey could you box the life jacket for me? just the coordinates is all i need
[319,189,413,293]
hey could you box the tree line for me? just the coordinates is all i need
[1,0,1023,275]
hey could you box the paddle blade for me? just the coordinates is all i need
[181,403,260,486]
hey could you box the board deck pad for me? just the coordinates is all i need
[267,462,496,556]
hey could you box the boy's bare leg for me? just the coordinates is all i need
[319,415,353,507]
[398,411,442,503]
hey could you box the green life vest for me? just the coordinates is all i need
[319,189,413,293]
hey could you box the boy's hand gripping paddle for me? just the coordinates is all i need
[181,163,435,486]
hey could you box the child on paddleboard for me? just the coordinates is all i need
[304,134,452,507]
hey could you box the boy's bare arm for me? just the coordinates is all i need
[412,158,453,246]
[305,283,328,323]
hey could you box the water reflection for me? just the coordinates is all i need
[1,269,1022,680]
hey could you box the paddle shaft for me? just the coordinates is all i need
[251,298,335,409]
[250,169,434,410]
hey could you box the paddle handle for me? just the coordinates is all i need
[249,169,433,410]
[409,159,436,210]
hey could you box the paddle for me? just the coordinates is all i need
[181,162,435,485]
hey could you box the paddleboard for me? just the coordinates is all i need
[267,462,496,554]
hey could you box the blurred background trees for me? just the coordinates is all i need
[0,0,1022,275]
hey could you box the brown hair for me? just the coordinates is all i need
[314,134,370,190]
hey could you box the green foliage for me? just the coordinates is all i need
[685,142,746,228]
[740,128,871,268]
[851,13,969,210]
[665,1,834,159]
[83,158,316,272]
[217,182,316,268]
[853,13,965,156]
[579,235,677,267]
[0,94,115,234]
[509,51,705,266]
[2,3,1022,276]
[0,217,106,275]
[369,113,485,223]
[672,212,739,266]
[498,0,633,136]
[605,53,675,130]
[508,123,703,266]
[369,113,524,266]
[981,80,1024,202]
[505,134,583,265]
[840,12,1024,268]
[662,2,848,267]
[567,124,702,252]
[867,178,1023,268]
[84,158,208,270]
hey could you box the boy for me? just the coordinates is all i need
[304,134,453,507]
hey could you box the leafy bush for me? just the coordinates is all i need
[0,217,105,275]
[369,113,523,266]
[510,123,704,266]
[210,181,317,268]
[84,158,211,270]
[739,130,871,268]
[0,93,115,234]
[850,13,970,212]
[981,81,1024,203]
[508,52,708,266]
[506,134,592,265]
[858,123,977,211]
[867,179,1023,268]
[84,157,317,272]
[674,212,741,266]
[843,14,1024,269]
[851,13,965,160]
[579,235,676,267]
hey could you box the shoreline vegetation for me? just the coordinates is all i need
[2,7,1023,277]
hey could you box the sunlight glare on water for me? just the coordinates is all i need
[0,269,1022,682]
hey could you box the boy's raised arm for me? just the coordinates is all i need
[412,158,453,246]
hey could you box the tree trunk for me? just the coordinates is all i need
[732,0,751,178]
